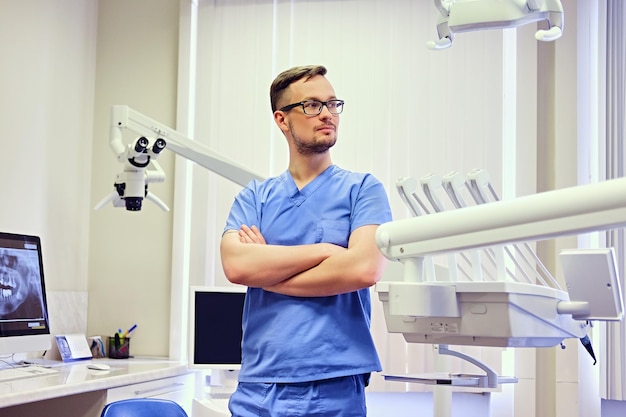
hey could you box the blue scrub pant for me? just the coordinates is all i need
[228,374,368,417]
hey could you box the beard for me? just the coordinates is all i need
[288,120,337,155]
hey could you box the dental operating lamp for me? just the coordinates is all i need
[428,0,564,49]
[95,105,264,211]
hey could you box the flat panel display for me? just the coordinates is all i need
[189,286,245,370]
[0,232,52,355]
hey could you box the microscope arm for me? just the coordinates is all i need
[110,105,264,187]
[97,105,265,211]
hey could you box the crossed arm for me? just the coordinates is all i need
[220,224,387,297]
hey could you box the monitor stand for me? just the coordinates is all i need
[195,369,239,417]
[206,369,238,399]
[208,369,238,389]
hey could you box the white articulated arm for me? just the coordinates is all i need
[110,105,264,187]
[96,105,265,211]
[377,176,626,259]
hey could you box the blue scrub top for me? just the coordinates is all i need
[224,165,392,383]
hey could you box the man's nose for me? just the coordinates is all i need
[319,104,334,118]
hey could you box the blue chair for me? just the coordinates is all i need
[101,398,188,417]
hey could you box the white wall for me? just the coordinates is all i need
[0,0,97,292]
[0,0,98,342]
[86,0,179,357]
[0,0,177,358]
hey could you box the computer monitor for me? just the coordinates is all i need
[188,285,246,371]
[0,232,52,356]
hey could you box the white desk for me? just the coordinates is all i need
[0,358,191,417]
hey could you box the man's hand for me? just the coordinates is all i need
[238,225,266,244]
[228,224,385,297]
[262,224,386,297]
[221,226,344,288]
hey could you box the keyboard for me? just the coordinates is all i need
[0,366,60,382]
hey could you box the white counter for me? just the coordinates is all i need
[0,358,191,417]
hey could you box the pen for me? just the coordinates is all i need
[123,324,137,338]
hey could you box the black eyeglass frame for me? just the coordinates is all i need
[279,99,345,115]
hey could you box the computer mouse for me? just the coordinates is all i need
[86,363,111,371]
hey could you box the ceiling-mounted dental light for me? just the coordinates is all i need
[428,0,564,50]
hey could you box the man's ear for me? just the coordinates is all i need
[273,111,289,133]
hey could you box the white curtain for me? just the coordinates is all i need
[186,0,529,391]
[602,0,626,401]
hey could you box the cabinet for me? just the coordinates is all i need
[107,371,196,415]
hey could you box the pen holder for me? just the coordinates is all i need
[108,336,131,359]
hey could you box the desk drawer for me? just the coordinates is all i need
[107,372,195,403]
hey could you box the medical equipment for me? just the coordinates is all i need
[95,135,168,211]
[95,105,264,211]
[428,0,564,50]
[377,170,624,388]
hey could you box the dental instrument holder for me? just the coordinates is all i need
[377,172,626,391]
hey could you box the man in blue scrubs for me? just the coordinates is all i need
[220,65,392,416]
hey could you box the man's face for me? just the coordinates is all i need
[278,75,340,155]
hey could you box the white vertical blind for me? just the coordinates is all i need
[602,0,626,401]
[186,0,528,392]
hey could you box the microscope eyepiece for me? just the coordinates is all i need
[152,138,166,154]
[134,137,149,153]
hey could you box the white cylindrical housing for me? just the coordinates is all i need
[377,177,626,259]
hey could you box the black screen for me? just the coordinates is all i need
[192,290,245,366]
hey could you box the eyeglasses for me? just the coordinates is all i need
[279,99,344,115]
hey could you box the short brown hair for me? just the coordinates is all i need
[270,65,327,112]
